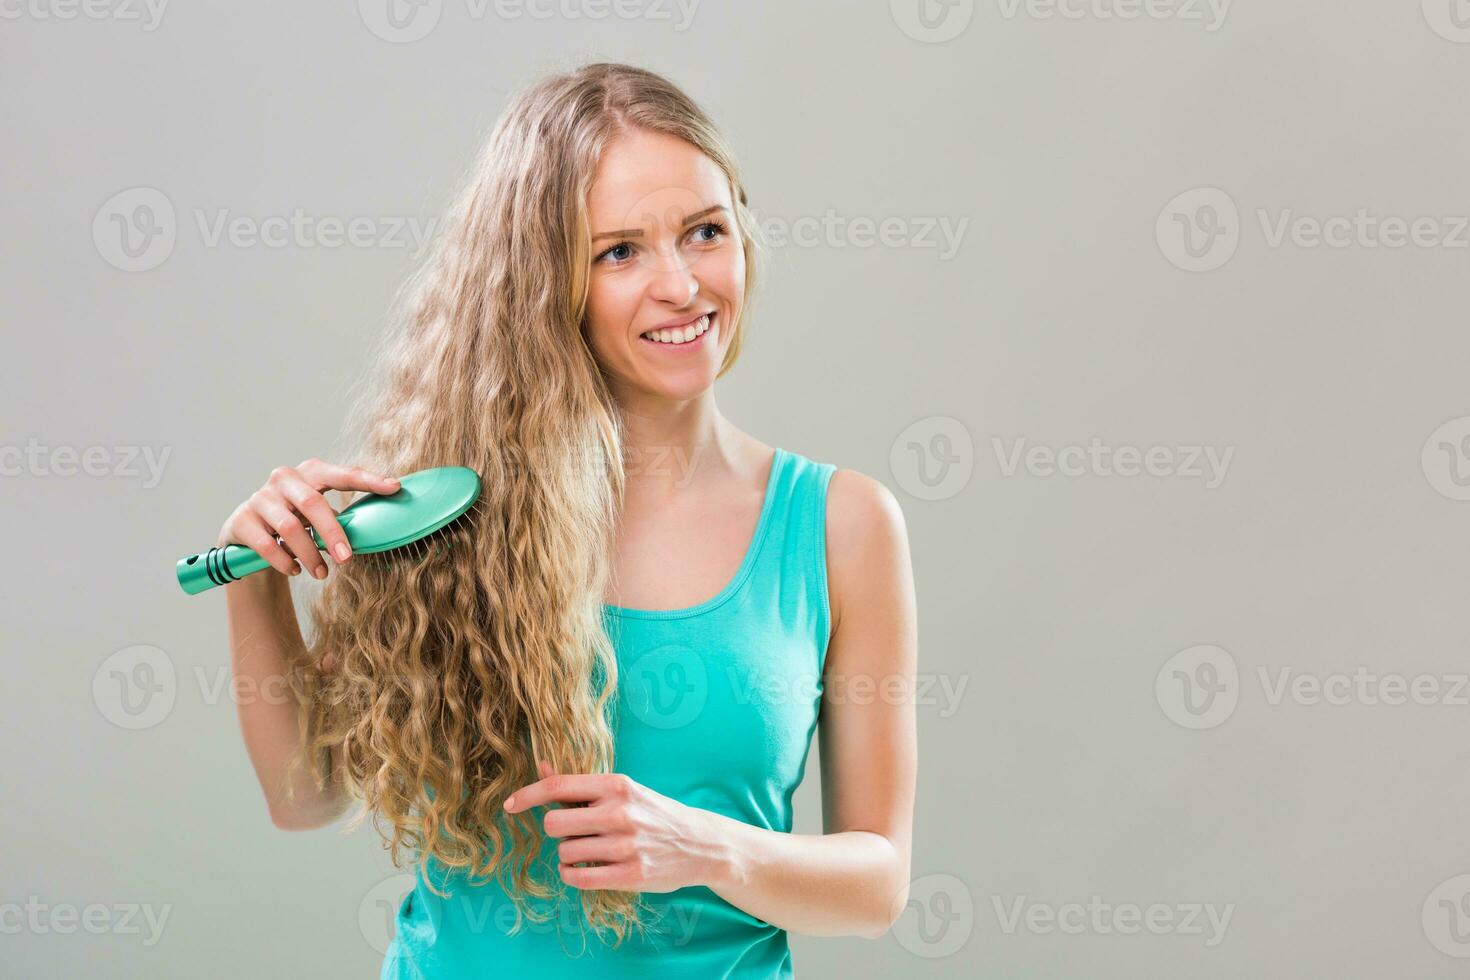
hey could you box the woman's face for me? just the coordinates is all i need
[582,127,745,403]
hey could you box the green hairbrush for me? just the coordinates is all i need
[176,466,481,595]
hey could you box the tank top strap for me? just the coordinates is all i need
[746,447,839,671]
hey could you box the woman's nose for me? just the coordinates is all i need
[645,253,700,305]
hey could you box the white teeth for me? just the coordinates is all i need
[643,313,711,345]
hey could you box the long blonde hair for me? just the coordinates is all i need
[280,62,761,946]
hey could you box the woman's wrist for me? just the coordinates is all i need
[691,806,751,891]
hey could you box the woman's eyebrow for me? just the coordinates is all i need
[592,204,728,241]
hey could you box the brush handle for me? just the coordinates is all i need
[176,531,325,595]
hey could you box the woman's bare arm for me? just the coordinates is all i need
[698,468,918,936]
[501,468,918,936]
[225,571,349,831]
[217,459,402,831]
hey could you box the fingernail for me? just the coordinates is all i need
[503,796,515,811]
[290,564,301,576]
[334,542,351,561]
[314,565,327,580]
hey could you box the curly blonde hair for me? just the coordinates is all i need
[277,61,760,948]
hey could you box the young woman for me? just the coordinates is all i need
[218,62,917,978]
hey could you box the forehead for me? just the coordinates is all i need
[587,128,730,225]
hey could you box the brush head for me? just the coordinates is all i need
[319,465,482,554]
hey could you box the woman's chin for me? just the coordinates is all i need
[644,373,717,401]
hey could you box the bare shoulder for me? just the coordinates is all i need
[823,467,912,637]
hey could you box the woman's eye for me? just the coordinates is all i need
[599,242,634,264]
[691,221,726,243]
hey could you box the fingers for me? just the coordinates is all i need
[557,833,634,866]
[557,862,632,891]
[297,457,401,496]
[254,487,327,580]
[504,772,624,812]
[230,510,301,577]
[271,467,353,564]
[214,460,400,583]
[544,803,622,839]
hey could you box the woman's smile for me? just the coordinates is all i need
[640,311,716,349]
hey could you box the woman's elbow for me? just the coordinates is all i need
[860,845,912,939]
[859,888,908,940]
[268,801,340,832]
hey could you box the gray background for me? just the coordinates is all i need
[5,0,1470,976]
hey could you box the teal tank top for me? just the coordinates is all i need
[382,447,837,979]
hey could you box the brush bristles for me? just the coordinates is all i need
[358,496,483,566]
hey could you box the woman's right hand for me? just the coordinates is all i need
[216,458,401,581]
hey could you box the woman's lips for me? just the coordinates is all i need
[639,312,715,351]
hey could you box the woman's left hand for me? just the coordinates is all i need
[504,761,730,893]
